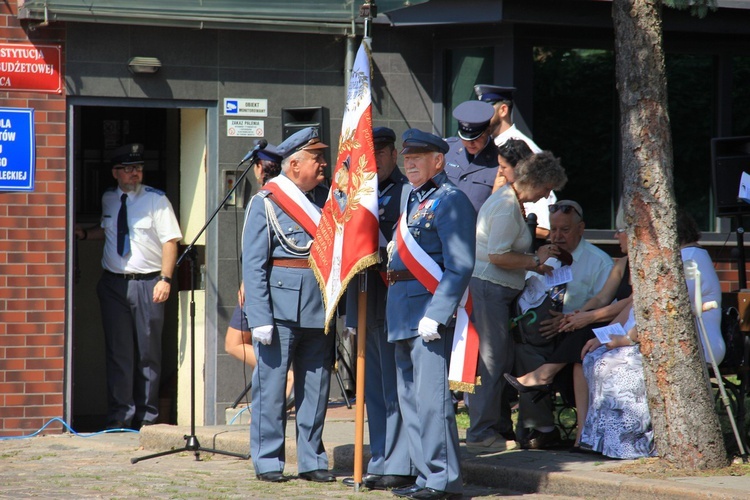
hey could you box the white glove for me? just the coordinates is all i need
[252,324,274,345]
[342,327,357,341]
[418,317,441,342]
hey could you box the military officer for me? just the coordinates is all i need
[242,127,335,484]
[475,84,553,239]
[387,129,476,500]
[444,100,499,213]
[474,84,542,153]
[342,127,415,491]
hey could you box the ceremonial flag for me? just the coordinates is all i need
[310,39,379,332]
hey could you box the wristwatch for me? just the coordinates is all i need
[531,254,540,267]
[159,275,172,284]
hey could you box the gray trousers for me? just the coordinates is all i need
[97,272,164,426]
[466,277,520,442]
[394,332,463,494]
[251,324,334,475]
[365,321,415,476]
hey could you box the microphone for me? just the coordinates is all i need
[526,213,538,252]
[240,139,268,164]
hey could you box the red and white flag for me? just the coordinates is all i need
[310,40,379,332]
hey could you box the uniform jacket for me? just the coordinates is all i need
[242,181,328,329]
[346,168,409,329]
[443,137,499,213]
[386,171,476,342]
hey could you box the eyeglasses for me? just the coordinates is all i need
[549,203,582,219]
[615,228,627,234]
[115,165,144,174]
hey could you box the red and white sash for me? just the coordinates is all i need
[394,211,480,392]
[263,175,321,235]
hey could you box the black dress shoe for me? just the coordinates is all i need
[105,420,128,431]
[503,373,552,394]
[298,469,336,482]
[392,483,422,497]
[256,471,286,482]
[342,474,381,487]
[368,474,417,490]
[520,427,563,450]
[407,487,462,500]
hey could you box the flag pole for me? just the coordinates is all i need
[352,2,376,492]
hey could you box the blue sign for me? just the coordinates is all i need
[225,100,238,114]
[0,107,35,192]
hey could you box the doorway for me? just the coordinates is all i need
[71,105,182,431]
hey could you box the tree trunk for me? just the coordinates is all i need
[613,0,728,469]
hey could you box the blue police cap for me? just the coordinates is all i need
[372,126,396,148]
[452,100,494,141]
[400,128,449,155]
[257,144,282,163]
[111,143,145,166]
[473,84,515,104]
[276,127,328,159]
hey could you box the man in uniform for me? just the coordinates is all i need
[76,143,182,431]
[514,200,613,449]
[474,84,542,153]
[443,100,499,213]
[475,84,552,239]
[342,127,415,490]
[242,127,335,483]
[387,129,476,500]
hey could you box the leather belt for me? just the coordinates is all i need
[105,270,160,281]
[386,269,416,284]
[272,258,310,269]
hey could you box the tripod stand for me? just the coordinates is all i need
[132,141,268,464]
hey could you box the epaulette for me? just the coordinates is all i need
[144,186,166,196]
[445,136,460,144]
[254,189,272,199]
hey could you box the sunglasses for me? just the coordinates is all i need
[548,203,582,219]
[114,165,144,174]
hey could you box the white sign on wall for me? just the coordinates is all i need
[224,98,268,117]
[227,119,264,137]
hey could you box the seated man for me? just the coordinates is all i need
[513,200,612,449]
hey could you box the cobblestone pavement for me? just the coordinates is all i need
[0,432,580,499]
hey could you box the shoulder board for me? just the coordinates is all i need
[445,137,460,144]
[254,189,272,199]
[144,186,166,196]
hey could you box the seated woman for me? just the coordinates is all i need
[578,305,656,459]
[678,210,725,365]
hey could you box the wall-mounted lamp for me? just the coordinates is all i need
[127,57,162,74]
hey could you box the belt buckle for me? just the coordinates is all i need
[387,270,395,286]
[125,273,137,280]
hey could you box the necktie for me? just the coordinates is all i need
[117,193,130,256]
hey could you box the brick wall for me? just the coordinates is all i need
[0,1,67,436]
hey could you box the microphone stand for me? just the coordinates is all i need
[132,143,266,463]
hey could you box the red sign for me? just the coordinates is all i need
[0,43,62,94]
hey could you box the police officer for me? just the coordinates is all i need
[475,84,552,239]
[342,127,415,491]
[474,84,542,152]
[444,100,499,213]
[387,129,476,500]
[76,143,182,431]
[242,127,335,484]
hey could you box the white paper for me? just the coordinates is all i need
[739,171,750,204]
[592,323,627,343]
[545,266,573,288]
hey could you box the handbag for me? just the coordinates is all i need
[512,293,556,347]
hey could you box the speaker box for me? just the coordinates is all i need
[711,136,750,217]
[281,106,330,177]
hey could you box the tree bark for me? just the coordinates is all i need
[613,0,728,469]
